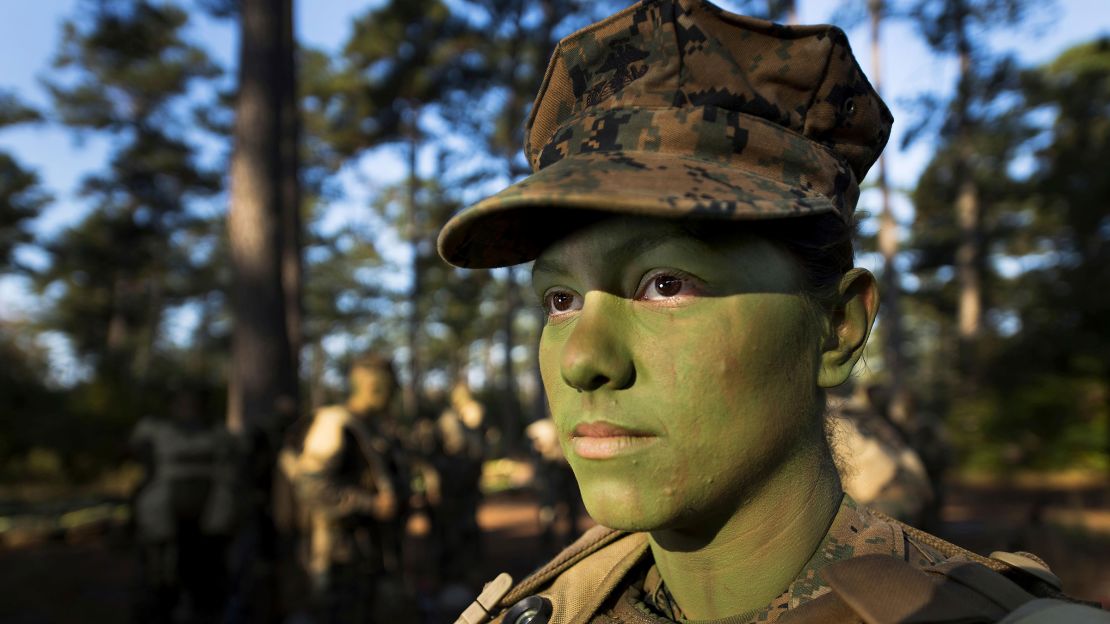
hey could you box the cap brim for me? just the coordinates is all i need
[437,151,836,268]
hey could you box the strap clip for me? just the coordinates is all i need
[455,572,514,624]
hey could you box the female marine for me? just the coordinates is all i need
[438,1,1100,622]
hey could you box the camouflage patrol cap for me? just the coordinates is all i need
[438,0,893,268]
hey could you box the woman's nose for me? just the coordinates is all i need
[560,291,635,392]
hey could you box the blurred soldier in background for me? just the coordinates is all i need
[279,354,412,623]
[430,381,485,583]
[129,388,239,624]
[525,418,583,551]
[828,382,935,525]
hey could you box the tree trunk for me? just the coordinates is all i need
[955,175,982,372]
[404,114,422,420]
[869,0,911,429]
[502,266,522,449]
[136,277,163,384]
[953,4,982,382]
[520,0,558,429]
[532,306,548,421]
[227,0,296,434]
[279,0,303,395]
[310,339,327,409]
[484,340,497,389]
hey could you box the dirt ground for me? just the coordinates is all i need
[0,478,1107,622]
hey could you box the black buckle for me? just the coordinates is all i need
[503,595,553,624]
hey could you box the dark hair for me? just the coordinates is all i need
[749,212,855,310]
[722,213,857,456]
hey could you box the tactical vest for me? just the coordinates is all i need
[456,519,1108,624]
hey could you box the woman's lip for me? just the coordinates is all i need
[572,421,652,438]
[570,422,657,459]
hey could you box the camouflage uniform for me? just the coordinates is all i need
[281,404,398,623]
[431,383,487,582]
[436,0,1108,621]
[459,495,1093,624]
[370,416,416,576]
[130,402,239,623]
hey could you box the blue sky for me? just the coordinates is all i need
[0,0,1107,337]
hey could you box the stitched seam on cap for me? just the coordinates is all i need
[668,0,685,108]
[526,1,656,163]
[525,40,562,162]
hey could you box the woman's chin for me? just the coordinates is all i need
[580,485,680,532]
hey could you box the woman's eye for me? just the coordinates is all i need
[543,289,582,316]
[638,271,698,301]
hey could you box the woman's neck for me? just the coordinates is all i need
[647,442,842,621]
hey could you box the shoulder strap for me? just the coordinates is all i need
[455,527,645,624]
[869,509,1091,604]
[501,525,628,605]
[868,509,1009,572]
[822,553,1031,623]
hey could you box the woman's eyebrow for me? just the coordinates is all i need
[531,256,568,280]
[609,230,703,263]
[532,230,701,280]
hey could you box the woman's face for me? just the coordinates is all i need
[532,216,825,531]
[347,365,394,414]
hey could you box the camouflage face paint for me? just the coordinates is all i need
[533,215,826,532]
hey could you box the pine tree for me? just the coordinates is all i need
[863,0,913,429]
[311,0,483,417]
[226,0,301,433]
[971,38,1110,470]
[41,0,221,392]
[0,93,48,274]
[905,0,1040,382]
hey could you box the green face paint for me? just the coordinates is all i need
[533,216,826,532]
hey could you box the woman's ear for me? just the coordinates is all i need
[817,268,879,388]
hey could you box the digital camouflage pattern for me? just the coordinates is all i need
[438,0,893,268]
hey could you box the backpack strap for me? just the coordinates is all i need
[869,509,1010,572]
[503,524,629,606]
[869,509,1097,605]
[822,552,1110,624]
[821,554,1032,623]
[533,531,649,624]
[456,525,640,624]
[926,559,1037,612]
